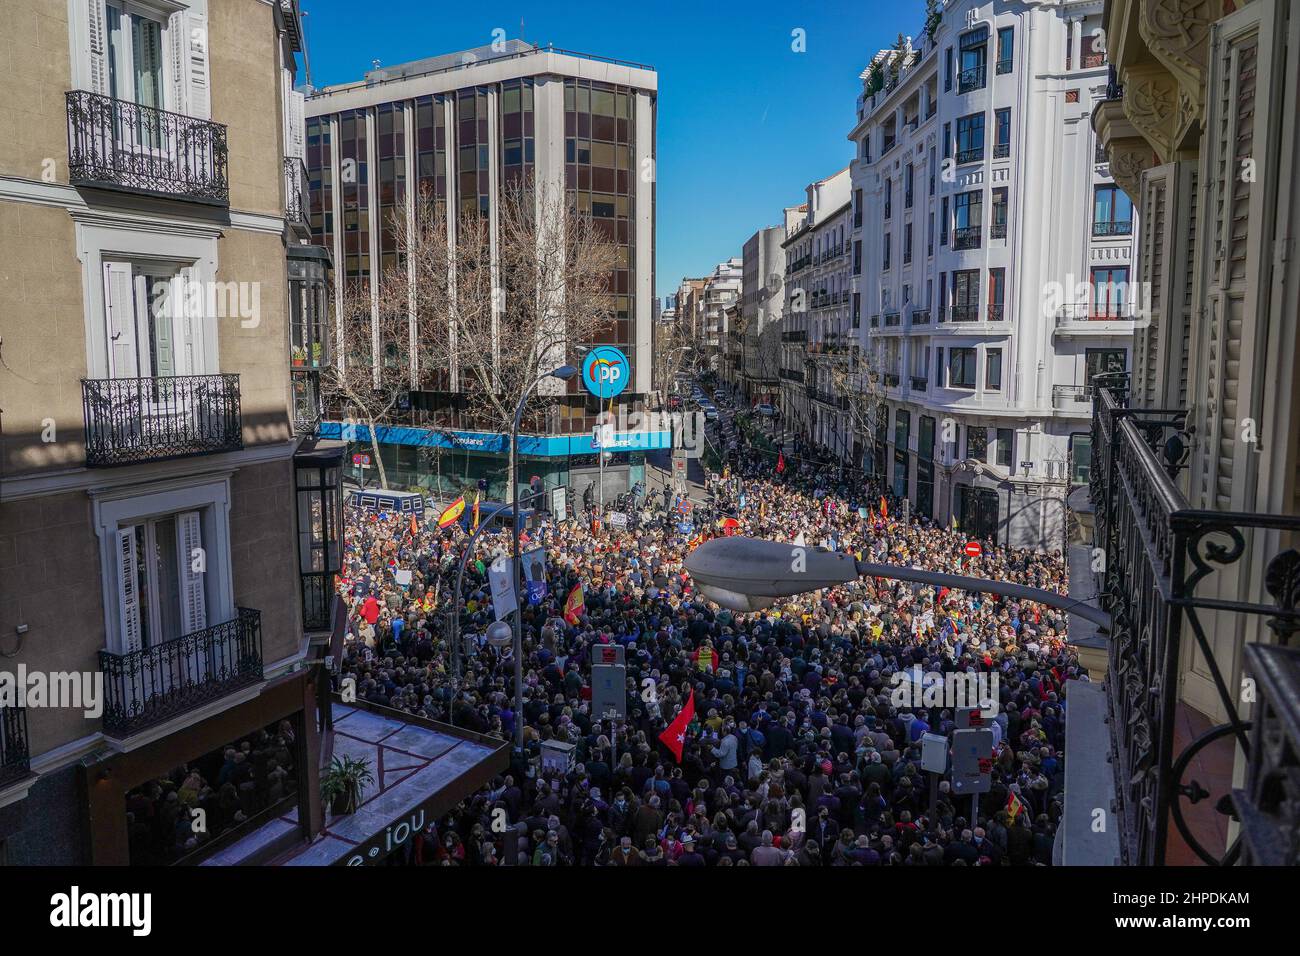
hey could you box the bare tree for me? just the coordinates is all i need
[826,342,885,470]
[379,177,618,504]
[653,313,709,407]
[322,280,413,490]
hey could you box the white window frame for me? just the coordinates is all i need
[75,217,220,380]
[92,474,234,656]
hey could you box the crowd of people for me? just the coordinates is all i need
[336,401,1082,866]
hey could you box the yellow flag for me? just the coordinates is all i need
[472,492,481,533]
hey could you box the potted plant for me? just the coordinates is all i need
[321,755,374,815]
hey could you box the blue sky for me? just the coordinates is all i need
[301,0,917,300]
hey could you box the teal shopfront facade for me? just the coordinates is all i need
[323,421,673,503]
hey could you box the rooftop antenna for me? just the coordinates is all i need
[520,17,526,44]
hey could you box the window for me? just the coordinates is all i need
[966,424,988,461]
[952,269,979,321]
[945,46,954,91]
[102,260,209,379]
[1085,348,1127,383]
[1092,184,1133,235]
[986,347,1003,390]
[997,27,1014,74]
[958,27,989,92]
[1080,29,1105,69]
[904,164,914,208]
[893,409,911,499]
[988,267,1005,320]
[953,190,982,249]
[996,428,1013,468]
[994,108,1011,157]
[928,212,934,257]
[854,240,862,275]
[854,188,863,228]
[105,3,166,109]
[884,177,892,219]
[904,223,913,264]
[949,347,977,388]
[940,197,949,246]
[938,272,947,319]
[956,113,985,164]
[929,146,937,195]
[1070,434,1092,485]
[991,187,1008,238]
[117,511,207,651]
[1091,266,1130,317]
[943,122,952,160]
[883,233,891,270]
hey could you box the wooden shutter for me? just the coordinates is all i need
[87,0,109,94]
[103,261,138,378]
[177,511,207,635]
[117,528,143,653]
[178,265,202,374]
[289,89,306,158]
[186,11,211,120]
[168,11,189,114]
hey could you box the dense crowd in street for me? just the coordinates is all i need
[336,393,1082,866]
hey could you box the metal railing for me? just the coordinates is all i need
[996,57,1013,75]
[951,304,979,322]
[884,311,901,327]
[953,226,982,250]
[956,147,984,165]
[993,143,1010,159]
[1052,383,1093,411]
[1091,375,1300,865]
[99,608,265,736]
[66,90,229,204]
[284,156,308,223]
[83,374,243,466]
[911,309,931,325]
[910,375,928,391]
[990,221,1007,239]
[1092,219,1133,237]
[0,705,31,788]
[987,304,1005,322]
[958,64,986,93]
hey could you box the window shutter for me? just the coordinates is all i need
[118,528,143,653]
[186,12,211,120]
[169,11,189,114]
[178,265,202,374]
[178,511,207,634]
[87,0,109,94]
[103,261,139,378]
[290,89,306,159]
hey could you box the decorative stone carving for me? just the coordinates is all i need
[1123,65,1181,162]
[1138,0,1223,142]
[1110,142,1157,201]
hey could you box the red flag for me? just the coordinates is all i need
[659,689,695,763]
[880,496,888,518]
[409,513,419,537]
[776,452,786,474]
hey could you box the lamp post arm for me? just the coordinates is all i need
[852,559,1112,633]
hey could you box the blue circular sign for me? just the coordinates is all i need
[581,346,631,399]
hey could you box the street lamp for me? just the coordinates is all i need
[683,535,1112,630]
[510,363,578,752]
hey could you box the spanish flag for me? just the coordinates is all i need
[1007,789,1027,823]
[563,583,585,625]
[471,492,481,533]
[718,516,740,536]
[437,496,466,529]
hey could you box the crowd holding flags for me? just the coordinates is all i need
[658,689,696,764]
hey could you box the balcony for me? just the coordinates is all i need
[1081,52,1106,69]
[1051,383,1093,413]
[884,372,900,389]
[884,311,901,327]
[1089,378,1300,864]
[910,375,928,392]
[951,305,979,323]
[953,226,982,250]
[956,147,984,165]
[1092,219,1133,237]
[870,315,880,328]
[957,64,986,93]
[993,143,1009,159]
[284,156,308,224]
[0,705,31,790]
[99,608,265,737]
[986,304,1005,322]
[990,221,1007,239]
[911,309,931,325]
[995,57,1013,75]
[66,90,229,204]
[1054,304,1137,336]
[83,375,243,466]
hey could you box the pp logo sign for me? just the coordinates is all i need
[582,346,631,399]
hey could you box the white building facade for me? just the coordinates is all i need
[848,0,1132,549]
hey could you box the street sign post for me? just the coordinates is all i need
[591,663,626,721]
[951,726,994,824]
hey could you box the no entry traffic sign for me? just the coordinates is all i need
[964,541,982,558]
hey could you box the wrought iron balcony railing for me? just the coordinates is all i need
[987,304,1005,322]
[0,705,31,789]
[953,226,982,250]
[1052,383,1093,412]
[956,147,984,165]
[1090,376,1300,866]
[99,608,265,736]
[884,311,901,327]
[1092,219,1133,237]
[284,156,308,223]
[958,65,987,93]
[993,143,1010,159]
[66,90,229,204]
[950,304,979,323]
[910,375,928,391]
[995,57,1013,75]
[911,309,931,325]
[83,374,243,466]
[990,221,1007,239]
